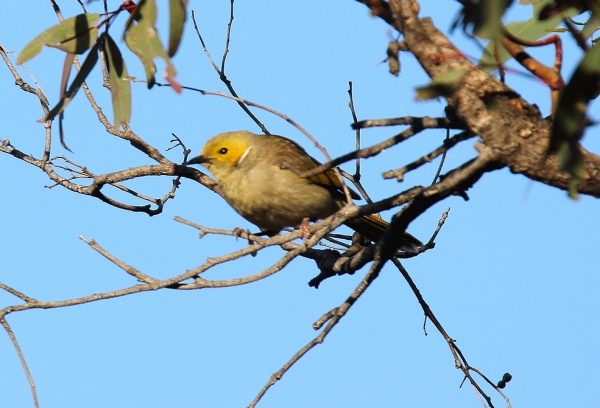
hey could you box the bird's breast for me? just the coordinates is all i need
[219,164,338,231]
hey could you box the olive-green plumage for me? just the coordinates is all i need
[188,131,421,251]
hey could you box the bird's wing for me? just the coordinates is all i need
[264,135,360,199]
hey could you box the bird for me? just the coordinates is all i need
[187,130,421,251]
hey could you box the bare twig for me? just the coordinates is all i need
[382,130,475,181]
[80,236,158,283]
[0,283,35,303]
[220,0,235,72]
[431,128,451,184]
[0,44,52,162]
[345,82,377,204]
[352,115,461,130]
[250,239,391,407]
[348,81,361,180]
[1,318,39,408]
[190,8,268,134]
[299,123,426,180]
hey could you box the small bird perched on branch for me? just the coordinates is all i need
[187,130,421,251]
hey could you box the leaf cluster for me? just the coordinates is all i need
[450,0,600,198]
[17,0,187,132]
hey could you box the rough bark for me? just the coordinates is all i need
[385,0,600,197]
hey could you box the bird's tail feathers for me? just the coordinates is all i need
[344,214,422,252]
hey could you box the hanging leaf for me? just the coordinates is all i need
[58,53,76,152]
[549,43,600,198]
[39,41,100,123]
[102,34,132,127]
[17,13,101,64]
[473,0,515,40]
[478,1,577,71]
[415,68,468,100]
[168,0,188,57]
[123,0,177,88]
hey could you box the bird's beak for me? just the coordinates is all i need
[186,155,210,166]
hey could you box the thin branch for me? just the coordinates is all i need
[345,82,378,204]
[250,239,391,407]
[1,318,39,408]
[190,9,268,134]
[174,216,267,243]
[348,81,361,180]
[0,137,217,215]
[48,156,157,203]
[431,128,451,184]
[388,207,510,408]
[80,236,158,283]
[220,0,235,72]
[194,89,330,158]
[0,216,351,326]
[382,130,475,181]
[251,155,458,404]
[0,44,52,162]
[393,260,500,408]
[352,115,461,130]
[0,283,35,303]
[299,123,427,180]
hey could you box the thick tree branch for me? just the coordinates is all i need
[362,0,600,197]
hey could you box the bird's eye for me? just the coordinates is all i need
[219,147,228,155]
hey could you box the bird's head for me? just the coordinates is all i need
[187,131,256,178]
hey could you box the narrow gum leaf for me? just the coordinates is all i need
[415,68,468,100]
[48,27,99,54]
[568,178,580,200]
[550,43,600,169]
[478,1,577,71]
[149,31,177,77]
[124,21,158,88]
[17,13,101,64]
[168,0,187,57]
[124,0,177,88]
[124,0,159,87]
[17,40,44,65]
[103,34,132,127]
[58,53,76,151]
[473,0,513,40]
[39,41,100,123]
[552,41,597,201]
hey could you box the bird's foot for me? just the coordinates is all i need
[299,217,312,242]
[232,227,251,239]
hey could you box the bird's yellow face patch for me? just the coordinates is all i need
[200,134,251,169]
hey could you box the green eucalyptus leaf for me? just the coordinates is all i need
[473,0,515,40]
[168,0,187,57]
[478,0,577,71]
[39,40,100,123]
[415,68,468,100]
[102,34,132,127]
[549,43,600,198]
[123,0,177,88]
[17,13,101,64]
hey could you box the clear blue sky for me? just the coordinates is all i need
[1,1,599,407]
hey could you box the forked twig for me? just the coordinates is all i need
[190,6,268,134]
[249,242,391,408]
